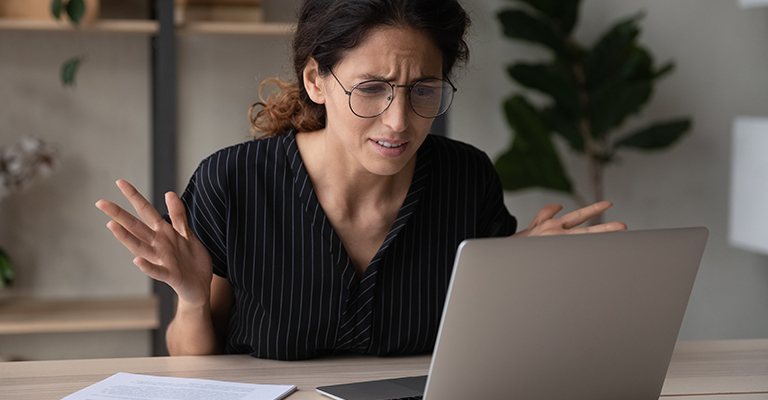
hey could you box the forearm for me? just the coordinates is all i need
[165,300,223,356]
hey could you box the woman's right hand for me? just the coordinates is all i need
[95,179,213,309]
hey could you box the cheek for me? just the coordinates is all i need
[414,118,434,138]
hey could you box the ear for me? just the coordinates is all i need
[303,58,326,105]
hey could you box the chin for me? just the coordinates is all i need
[362,157,413,177]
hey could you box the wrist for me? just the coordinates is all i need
[175,297,211,315]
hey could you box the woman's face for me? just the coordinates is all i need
[311,26,444,177]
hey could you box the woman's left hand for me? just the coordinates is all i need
[513,201,627,237]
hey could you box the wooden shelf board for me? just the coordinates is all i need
[0,18,159,34]
[0,18,294,36]
[0,296,159,335]
[177,21,294,35]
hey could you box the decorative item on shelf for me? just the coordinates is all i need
[0,0,99,22]
[0,137,57,290]
[739,0,768,8]
[175,0,264,25]
[494,0,692,224]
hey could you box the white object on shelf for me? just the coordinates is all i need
[739,0,768,8]
[729,116,768,254]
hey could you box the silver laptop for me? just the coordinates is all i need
[317,227,708,400]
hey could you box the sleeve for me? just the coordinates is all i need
[477,152,517,237]
[166,151,231,278]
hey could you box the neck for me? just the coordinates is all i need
[296,129,417,215]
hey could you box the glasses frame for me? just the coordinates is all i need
[328,69,457,119]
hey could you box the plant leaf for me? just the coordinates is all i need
[51,0,63,20]
[507,63,580,117]
[66,0,86,25]
[495,95,573,193]
[497,9,567,58]
[614,119,691,149]
[590,80,652,138]
[0,248,14,288]
[653,61,675,79]
[584,13,643,88]
[542,106,584,152]
[506,0,581,36]
[61,56,82,87]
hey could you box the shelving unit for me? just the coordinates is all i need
[0,296,159,335]
[178,21,293,35]
[0,4,294,356]
[0,18,158,33]
[0,18,293,36]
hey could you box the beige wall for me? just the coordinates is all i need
[0,0,766,360]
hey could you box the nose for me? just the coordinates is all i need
[380,87,410,133]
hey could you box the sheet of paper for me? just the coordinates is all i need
[61,372,297,400]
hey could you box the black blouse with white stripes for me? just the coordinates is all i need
[177,130,517,360]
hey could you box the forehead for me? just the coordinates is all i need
[334,26,444,80]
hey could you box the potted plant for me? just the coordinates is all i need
[494,0,692,224]
[0,137,57,291]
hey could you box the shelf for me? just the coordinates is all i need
[0,18,158,34]
[0,18,294,36]
[177,21,294,35]
[0,296,159,335]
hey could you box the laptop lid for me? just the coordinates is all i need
[317,227,708,400]
[423,227,708,400]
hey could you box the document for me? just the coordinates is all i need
[61,372,297,400]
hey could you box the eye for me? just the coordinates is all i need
[412,81,442,99]
[354,81,390,97]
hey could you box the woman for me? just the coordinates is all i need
[96,0,626,361]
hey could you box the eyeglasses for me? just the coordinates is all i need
[329,69,457,119]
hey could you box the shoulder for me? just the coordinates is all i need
[420,134,495,175]
[203,134,288,166]
[422,134,486,157]
[196,132,293,176]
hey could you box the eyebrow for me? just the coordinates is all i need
[359,73,441,83]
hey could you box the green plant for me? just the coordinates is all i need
[51,0,87,86]
[0,247,14,289]
[494,0,691,223]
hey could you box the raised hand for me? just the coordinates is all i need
[514,201,627,237]
[95,180,213,308]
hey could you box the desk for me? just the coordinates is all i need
[2,339,767,399]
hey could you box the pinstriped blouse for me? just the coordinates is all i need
[178,130,517,360]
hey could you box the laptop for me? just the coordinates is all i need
[317,227,708,400]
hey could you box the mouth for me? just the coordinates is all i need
[375,140,406,148]
[370,138,409,158]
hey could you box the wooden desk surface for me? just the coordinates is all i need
[1,339,767,399]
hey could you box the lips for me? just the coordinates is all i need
[370,138,409,158]
[376,140,404,148]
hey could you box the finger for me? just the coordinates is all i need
[559,201,613,229]
[133,257,175,285]
[116,179,164,228]
[166,191,190,238]
[565,221,628,235]
[106,220,156,260]
[527,204,564,230]
[97,199,156,242]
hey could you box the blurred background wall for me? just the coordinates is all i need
[0,0,765,360]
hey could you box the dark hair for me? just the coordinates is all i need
[250,0,471,137]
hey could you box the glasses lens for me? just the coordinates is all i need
[350,81,393,118]
[410,79,454,118]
